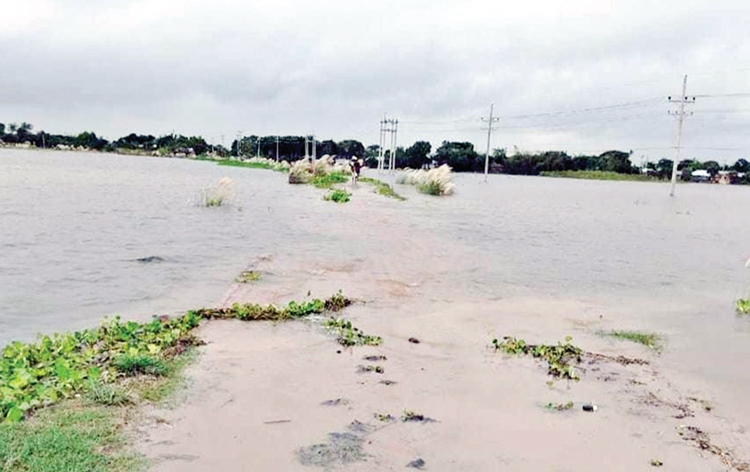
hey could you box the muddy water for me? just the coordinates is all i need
[2,148,750,423]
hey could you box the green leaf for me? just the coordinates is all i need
[6,406,23,423]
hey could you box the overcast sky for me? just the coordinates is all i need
[2,0,749,163]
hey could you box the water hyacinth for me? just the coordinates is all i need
[396,164,455,196]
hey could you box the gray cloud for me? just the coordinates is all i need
[1,0,749,162]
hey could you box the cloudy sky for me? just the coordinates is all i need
[2,0,749,163]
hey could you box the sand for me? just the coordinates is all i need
[135,184,750,471]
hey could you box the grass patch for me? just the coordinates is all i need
[604,330,662,351]
[235,270,261,283]
[736,298,750,315]
[417,181,444,196]
[217,158,289,173]
[541,170,659,182]
[0,403,141,472]
[113,354,169,377]
[492,336,583,380]
[311,171,349,189]
[323,189,351,203]
[324,318,382,347]
[83,381,130,407]
[359,177,406,201]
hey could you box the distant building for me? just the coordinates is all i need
[691,169,711,182]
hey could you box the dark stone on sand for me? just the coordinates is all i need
[134,256,166,263]
[408,337,420,344]
[407,458,426,469]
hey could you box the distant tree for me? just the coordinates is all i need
[8,123,18,133]
[434,141,479,172]
[599,150,633,174]
[492,148,507,165]
[403,141,431,169]
[656,159,674,179]
[0,123,5,135]
[74,131,108,150]
[319,140,338,157]
[732,158,750,173]
[703,160,720,176]
[19,122,33,132]
[337,140,365,159]
[364,145,380,167]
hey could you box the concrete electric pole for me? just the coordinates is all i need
[481,103,500,182]
[668,75,695,197]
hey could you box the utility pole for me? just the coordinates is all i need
[668,75,695,197]
[276,136,279,162]
[236,131,242,158]
[304,136,309,160]
[481,103,499,182]
[378,115,386,174]
[390,119,398,173]
[312,135,316,160]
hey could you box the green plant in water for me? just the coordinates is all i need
[492,336,583,380]
[736,298,750,315]
[235,270,261,283]
[323,189,351,203]
[0,294,349,424]
[545,401,574,411]
[324,318,382,347]
[605,330,662,351]
[359,177,406,201]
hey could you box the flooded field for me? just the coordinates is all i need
[2,148,750,439]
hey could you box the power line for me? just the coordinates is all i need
[481,103,499,182]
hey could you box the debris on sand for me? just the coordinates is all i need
[407,458,427,469]
[297,432,368,468]
[363,355,387,361]
[677,425,749,471]
[321,398,350,407]
[401,411,436,423]
[134,256,166,263]
[379,380,397,386]
[408,337,420,344]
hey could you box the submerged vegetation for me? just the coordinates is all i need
[541,170,659,181]
[324,318,382,347]
[359,177,406,201]
[603,330,663,351]
[396,165,455,196]
[492,336,583,380]
[218,157,290,172]
[736,298,750,315]
[235,270,262,283]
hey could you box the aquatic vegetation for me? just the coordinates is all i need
[235,270,262,283]
[374,413,396,423]
[736,298,750,315]
[401,411,435,423]
[324,291,353,312]
[397,165,455,196]
[545,401,574,411]
[604,330,663,351]
[0,294,351,424]
[651,459,664,467]
[541,170,659,181]
[324,318,382,347]
[359,177,406,201]
[492,336,583,380]
[218,157,290,172]
[324,189,351,203]
[197,176,234,207]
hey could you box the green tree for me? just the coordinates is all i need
[599,150,633,173]
[656,159,674,179]
[732,158,750,173]
[404,141,432,169]
[703,160,720,177]
[337,140,365,159]
[0,123,5,135]
[434,141,479,172]
[364,145,380,167]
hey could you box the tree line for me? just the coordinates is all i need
[2,121,748,183]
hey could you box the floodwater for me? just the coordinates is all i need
[2,148,750,421]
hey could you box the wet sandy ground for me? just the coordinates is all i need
[136,238,750,471]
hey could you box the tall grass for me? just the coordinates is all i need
[397,165,455,196]
[197,177,235,207]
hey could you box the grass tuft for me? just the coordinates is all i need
[323,189,351,203]
[235,270,261,283]
[359,177,406,201]
[492,336,582,380]
[83,381,130,406]
[113,354,169,377]
[605,330,662,351]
